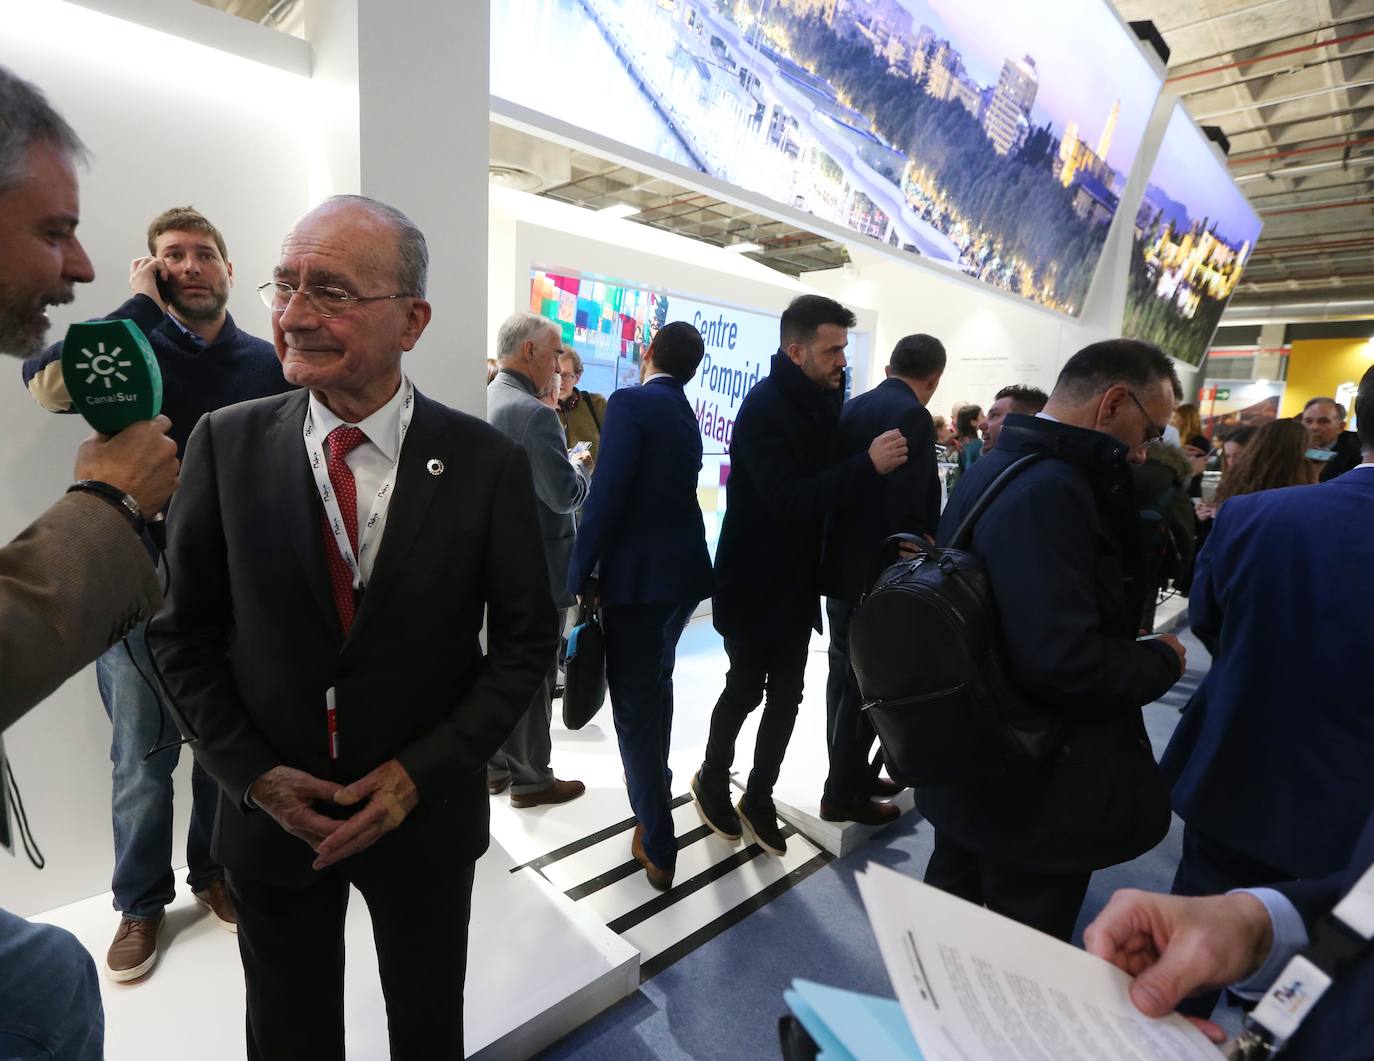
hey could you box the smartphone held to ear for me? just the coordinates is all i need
[154,266,174,304]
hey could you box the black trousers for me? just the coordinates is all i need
[924,829,1091,943]
[701,630,811,799]
[226,824,475,1061]
[822,598,882,807]
[1169,823,1292,1018]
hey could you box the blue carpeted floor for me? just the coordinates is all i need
[536,628,1234,1060]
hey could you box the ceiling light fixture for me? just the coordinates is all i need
[724,241,764,254]
[596,203,640,219]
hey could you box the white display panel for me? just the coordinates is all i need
[1123,103,1264,366]
[493,0,1162,316]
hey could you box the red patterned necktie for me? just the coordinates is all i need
[320,425,367,633]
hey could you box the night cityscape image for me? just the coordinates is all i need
[1123,105,1264,366]
[492,0,1162,315]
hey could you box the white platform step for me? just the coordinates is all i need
[32,839,637,1060]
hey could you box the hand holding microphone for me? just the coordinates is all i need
[61,318,179,529]
[74,416,179,515]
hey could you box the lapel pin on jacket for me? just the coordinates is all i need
[427,458,445,476]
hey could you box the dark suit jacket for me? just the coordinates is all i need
[820,376,940,603]
[566,376,712,606]
[151,388,558,887]
[1274,808,1374,1060]
[1162,466,1374,879]
[1319,430,1364,482]
[919,415,1180,874]
[712,351,876,641]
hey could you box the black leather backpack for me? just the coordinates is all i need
[849,452,1064,786]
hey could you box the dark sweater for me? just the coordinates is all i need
[23,294,293,458]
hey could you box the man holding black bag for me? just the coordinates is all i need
[921,339,1187,940]
[567,322,712,890]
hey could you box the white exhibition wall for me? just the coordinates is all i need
[1,1,315,916]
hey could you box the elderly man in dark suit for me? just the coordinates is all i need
[0,66,180,1061]
[486,311,590,808]
[1159,366,1374,1018]
[818,333,945,826]
[152,196,557,1059]
[691,294,908,857]
[567,322,713,890]
[925,339,1188,942]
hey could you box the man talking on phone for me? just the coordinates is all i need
[20,206,293,983]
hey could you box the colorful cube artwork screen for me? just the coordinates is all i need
[532,269,858,556]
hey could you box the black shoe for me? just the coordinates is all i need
[820,798,901,827]
[738,794,787,856]
[690,770,742,841]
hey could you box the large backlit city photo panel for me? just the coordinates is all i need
[1123,104,1263,367]
[493,0,1162,315]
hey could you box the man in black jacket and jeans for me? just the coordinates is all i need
[692,295,908,855]
[924,339,1188,940]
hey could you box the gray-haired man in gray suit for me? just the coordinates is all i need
[486,311,589,807]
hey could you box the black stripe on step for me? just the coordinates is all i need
[564,824,713,901]
[637,849,834,982]
[509,793,693,874]
[605,825,797,935]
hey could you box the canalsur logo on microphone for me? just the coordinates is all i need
[60,319,163,434]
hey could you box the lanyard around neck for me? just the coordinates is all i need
[303,377,415,590]
[1230,860,1374,1059]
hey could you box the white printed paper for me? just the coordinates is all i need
[856,863,1223,1061]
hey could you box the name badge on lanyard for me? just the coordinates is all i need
[1235,859,1374,1058]
[303,377,415,589]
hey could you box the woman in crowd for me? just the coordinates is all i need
[1219,424,1257,473]
[954,404,985,474]
[1210,419,1319,512]
[1171,403,1210,454]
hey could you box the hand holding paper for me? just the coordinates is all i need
[854,864,1225,1061]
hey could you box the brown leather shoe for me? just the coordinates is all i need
[820,798,901,827]
[488,775,511,796]
[105,915,162,983]
[511,777,586,808]
[193,879,238,933]
[870,777,906,798]
[631,825,674,892]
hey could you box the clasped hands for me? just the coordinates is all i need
[248,759,418,871]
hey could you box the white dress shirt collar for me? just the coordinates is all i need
[643,371,675,385]
[307,377,407,462]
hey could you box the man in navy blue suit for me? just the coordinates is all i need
[818,333,945,825]
[567,322,713,890]
[1160,364,1374,1015]
[1087,805,1374,1060]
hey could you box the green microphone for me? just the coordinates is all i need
[60,318,163,433]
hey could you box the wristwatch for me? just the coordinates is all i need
[68,479,145,533]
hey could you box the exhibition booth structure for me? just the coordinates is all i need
[0,0,1266,1057]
